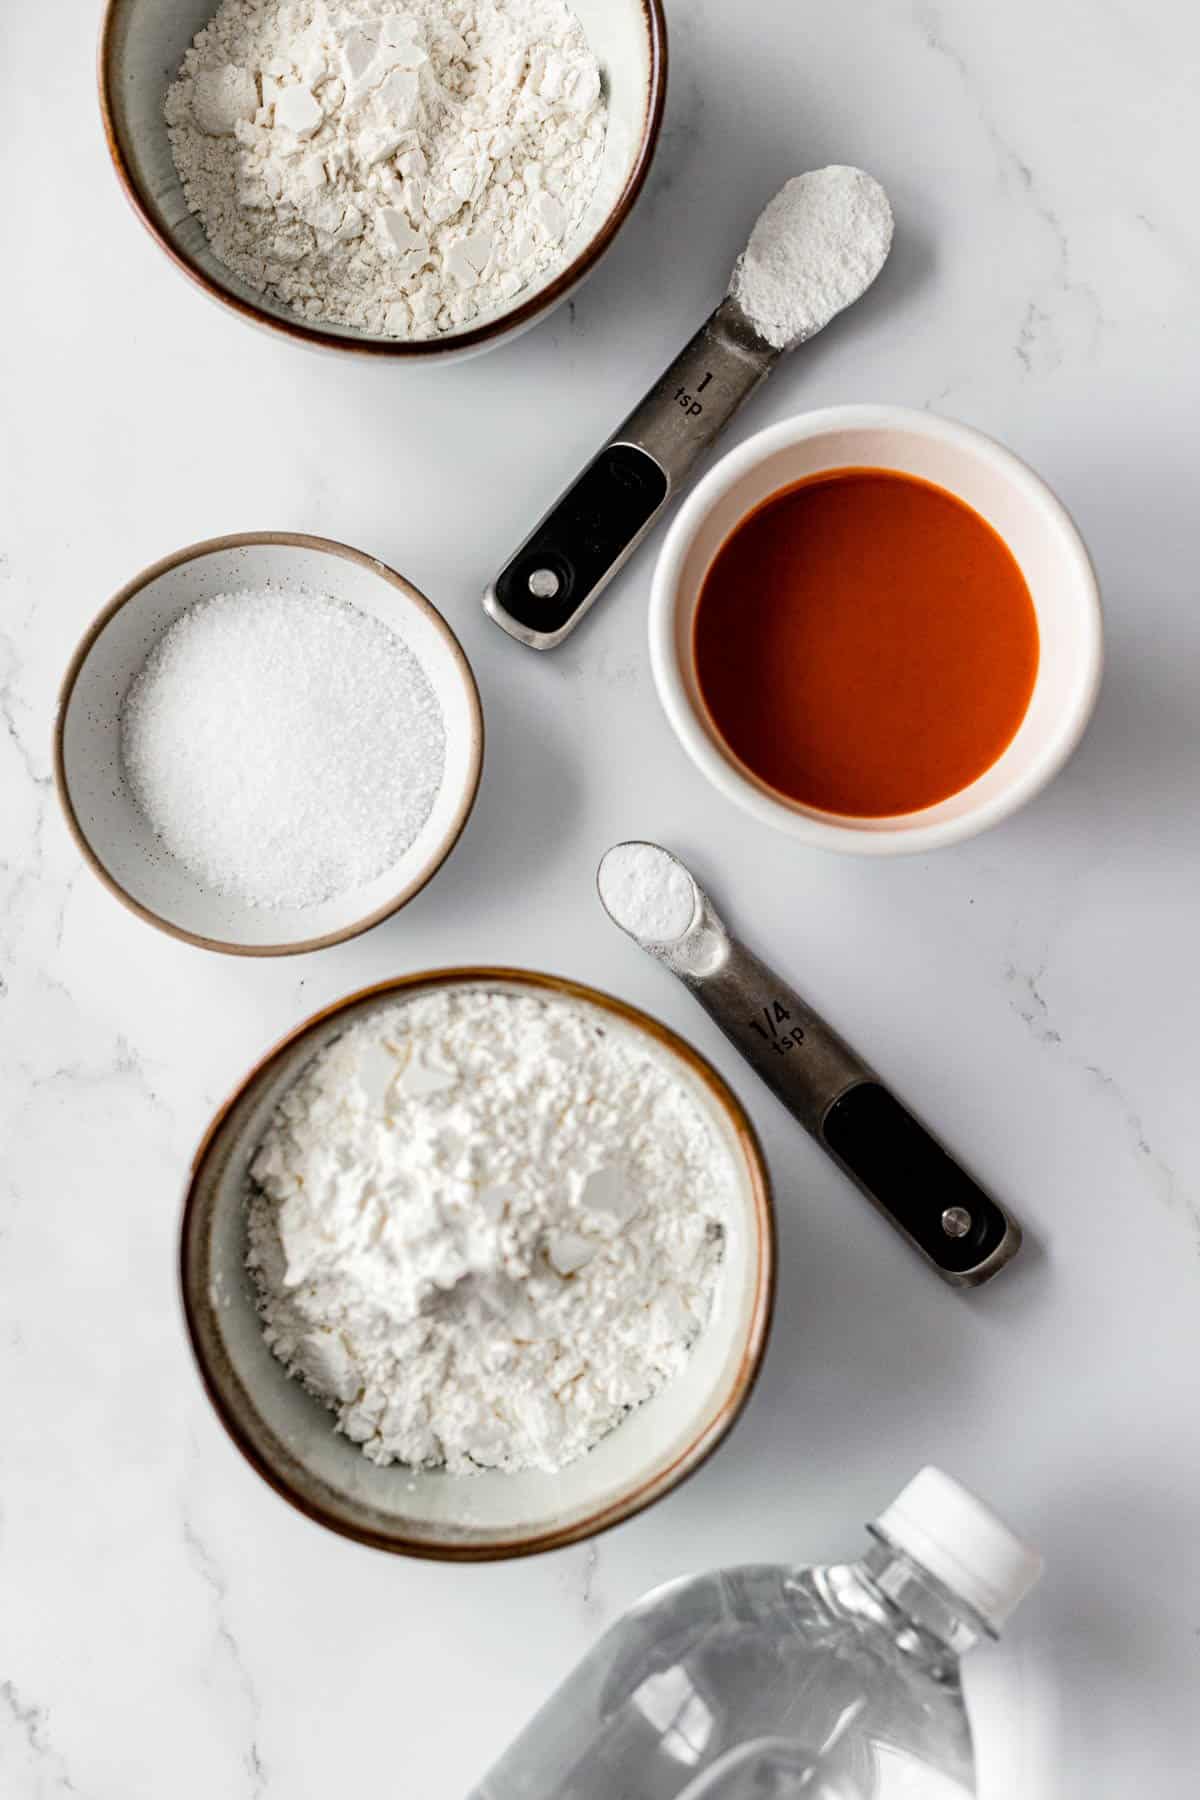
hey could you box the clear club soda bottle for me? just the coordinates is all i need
[470,1467,1042,1800]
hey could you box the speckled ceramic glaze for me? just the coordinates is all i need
[98,0,667,359]
[182,969,776,1559]
[54,533,484,954]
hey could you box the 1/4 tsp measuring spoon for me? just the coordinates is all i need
[597,841,1022,1287]
[484,167,893,649]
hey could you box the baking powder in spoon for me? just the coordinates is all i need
[731,166,894,350]
[596,841,698,945]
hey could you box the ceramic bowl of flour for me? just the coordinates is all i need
[181,969,775,1560]
[99,0,667,360]
[54,533,483,954]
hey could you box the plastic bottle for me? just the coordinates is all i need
[470,1467,1042,1800]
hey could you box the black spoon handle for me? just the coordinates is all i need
[684,938,1022,1288]
[483,297,778,650]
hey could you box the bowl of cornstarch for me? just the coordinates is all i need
[182,970,775,1558]
[55,533,482,953]
[99,0,666,358]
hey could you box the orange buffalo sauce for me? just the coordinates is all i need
[693,469,1040,818]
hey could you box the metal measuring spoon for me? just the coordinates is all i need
[597,842,1022,1287]
[484,167,893,650]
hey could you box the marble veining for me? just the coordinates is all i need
[3,2,1200,1797]
[912,0,1107,376]
[1003,946,1199,1246]
[0,1681,78,1797]
[180,1513,269,1800]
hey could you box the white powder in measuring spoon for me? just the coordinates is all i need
[732,166,894,351]
[120,586,445,908]
[598,842,698,945]
[246,988,731,1473]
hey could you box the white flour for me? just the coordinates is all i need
[166,0,607,339]
[120,586,445,908]
[732,166,893,350]
[598,842,697,945]
[246,989,731,1473]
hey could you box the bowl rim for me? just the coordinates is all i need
[53,530,485,956]
[181,966,777,1561]
[649,403,1105,856]
[97,0,668,359]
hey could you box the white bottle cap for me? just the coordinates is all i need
[875,1466,1043,1634]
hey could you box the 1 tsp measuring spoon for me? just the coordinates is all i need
[485,167,893,649]
[597,842,1022,1287]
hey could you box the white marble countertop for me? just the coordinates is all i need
[4,1,1199,1794]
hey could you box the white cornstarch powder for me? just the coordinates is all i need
[166,0,607,340]
[120,586,445,909]
[598,842,698,945]
[732,166,894,351]
[246,989,731,1473]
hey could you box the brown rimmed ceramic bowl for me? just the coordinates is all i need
[54,532,483,956]
[98,0,667,361]
[182,969,775,1560]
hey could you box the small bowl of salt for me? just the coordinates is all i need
[54,533,483,954]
